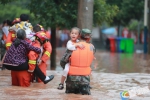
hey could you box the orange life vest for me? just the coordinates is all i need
[68,42,94,76]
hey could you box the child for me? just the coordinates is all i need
[31,25,52,83]
[65,28,95,94]
[57,27,84,90]
[6,14,32,50]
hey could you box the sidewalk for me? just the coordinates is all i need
[0,70,150,100]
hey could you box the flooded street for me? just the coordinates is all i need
[56,48,150,74]
[1,48,150,100]
[93,51,150,73]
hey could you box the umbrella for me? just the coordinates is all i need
[102,27,117,35]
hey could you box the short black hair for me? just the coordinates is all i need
[20,14,29,21]
[3,20,12,26]
[33,25,41,33]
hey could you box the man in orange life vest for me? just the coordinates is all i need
[33,25,52,83]
[66,28,95,95]
[68,28,94,75]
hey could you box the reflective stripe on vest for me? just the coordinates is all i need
[6,43,12,47]
[44,51,50,57]
[12,34,15,37]
[28,60,36,64]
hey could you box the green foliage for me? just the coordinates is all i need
[0,0,36,24]
[0,0,17,4]
[0,4,28,22]
[106,0,144,26]
[127,19,139,31]
[127,19,144,31]
[28,0,78,29]
[28,0,118,28]
[0,0,119,28]
[94,0,119,26]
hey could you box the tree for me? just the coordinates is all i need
[0,0,36,24]
[0,0,119,69]
[94,0,118,26]
[28,0,78,69]
[28,0,119,69]
[106,0,144,26]
[106,0,144,36]
[0,0,17,4]
[77,0,118,29]
[77,0,94,30]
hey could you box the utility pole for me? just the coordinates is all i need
[144,0,148,54]
[148,0,150,54]
[77,0,94,30]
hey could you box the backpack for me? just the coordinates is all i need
[60,49,72,69]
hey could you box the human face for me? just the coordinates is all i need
[70,29,80,42]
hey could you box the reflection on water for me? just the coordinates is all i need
[94,51,150,73]
[1,48,150,100]
[119,53,135,73]
[56,48,150,73]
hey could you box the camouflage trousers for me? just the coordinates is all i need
[65,75,91,95]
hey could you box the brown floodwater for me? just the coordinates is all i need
[56,48,150,74]
[1,48,150,100]
[92,51,150,74]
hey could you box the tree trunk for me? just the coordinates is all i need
[50,28,56,70]
[77,0,94,30]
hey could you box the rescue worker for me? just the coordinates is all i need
[32,25,52,83]
[57,27,83,90]
[28,28,54,84]
[3,29,40,87]
[3,29,54,87]
[37,24,51,39]
[65,29,95,95]
[5,18,20,50]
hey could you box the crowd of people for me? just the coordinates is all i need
[0,13,95,95]
[0,14,54,86]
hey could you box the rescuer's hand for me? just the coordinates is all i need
[38,60,42,65]
[28,70,34,73]
[75,44,85,49]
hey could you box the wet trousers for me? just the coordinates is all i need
[3,62,46,82]
[11,70,31,87]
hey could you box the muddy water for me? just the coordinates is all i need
[1,48,150,100]
[92,51,150,73]
[56,48,150,74]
